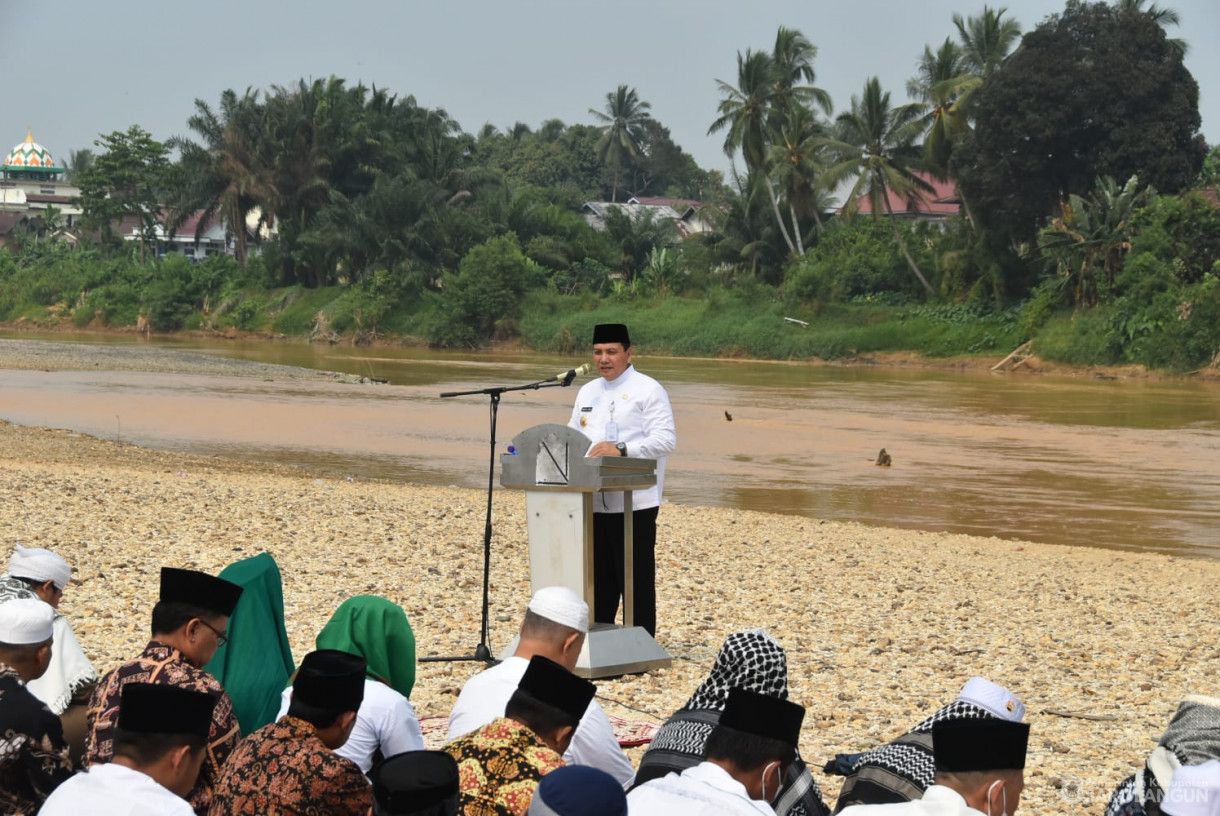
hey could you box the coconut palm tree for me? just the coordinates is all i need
[907,38,966,179]
[710,49,798,255]
[823,77,935,293]
[768,102,829,253]
[946,6,1022,119]
[589,85,652,203]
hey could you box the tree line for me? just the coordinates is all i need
[4,0,1220,368]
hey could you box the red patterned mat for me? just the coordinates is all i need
[419,715,659,750]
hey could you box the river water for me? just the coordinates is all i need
[3,335,1220,557]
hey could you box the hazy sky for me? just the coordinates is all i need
[6,0,1217,177]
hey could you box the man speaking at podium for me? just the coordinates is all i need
[568,323,676,636]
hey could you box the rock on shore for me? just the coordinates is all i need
[1,419,1213,816]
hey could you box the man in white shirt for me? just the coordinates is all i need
[41,682,215,816]
[568,323,676,636]
[628,687,806,816]
[447,587,635,789]
[837,719,1030,816]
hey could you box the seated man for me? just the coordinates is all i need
[1106,695,1220,816]
[628,687,805,815]
[372,750,461,816]
[635,628,827,816]
[86,567,244,816]
[0,598,73,815]
[445,655,597,816]
[41,683,216,815]
[837,718,1030,816]
[2,544,100,764]
[210,649,372,815]
[448,587,634,788]
[830,677,1025,812]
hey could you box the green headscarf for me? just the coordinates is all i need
[315,595,416,699]
[204,553,295,733]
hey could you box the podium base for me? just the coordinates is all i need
[499,623,672,679]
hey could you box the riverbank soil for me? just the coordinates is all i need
[2,418,1215,815]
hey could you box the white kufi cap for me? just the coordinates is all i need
[8,545,71,591]
[0,598,56,644]
[957,676,1025,722]
[528,587,589,633]
[1164,760,1220,816]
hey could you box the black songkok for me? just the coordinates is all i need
[159,567,244,618]
[933,718,1030,772]
[592,323,631,348]
[119,683,215,738]
[295,649,367,712]
[517,655,596,723]
[720,687,806,747]
[372,750,460,816]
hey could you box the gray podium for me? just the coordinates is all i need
[500,423,672,678]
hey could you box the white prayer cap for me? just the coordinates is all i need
[1164,761,1220,816]
[8,545,71,591]
[528,587,589,633]
[0,598,55,644]
[957,676,1025,722]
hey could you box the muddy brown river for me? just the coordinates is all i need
[3,336,1220,557]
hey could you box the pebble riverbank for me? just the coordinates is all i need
[3,419,1216,815]
[2,339,1217,815]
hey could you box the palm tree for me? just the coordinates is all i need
[770,27,833,119]
[589,85,652,203]
[65,149,94,182]
[907,39,966,179]
[945,6,1022,119]
[823,77,936,293]
[768,102,828,253]
[710,49,798,255]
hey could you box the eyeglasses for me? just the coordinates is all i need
[197,619,228,648]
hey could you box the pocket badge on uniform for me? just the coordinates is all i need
[579,416,587,427]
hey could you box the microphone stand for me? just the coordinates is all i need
[420,370,580,664]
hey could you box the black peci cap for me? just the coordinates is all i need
[372,750,460,816]
[118,683,215,738]
[592,324,631,348]
[933,718,1030,772]
[719,687,806,747]
[295,649,367,712]
[518,655,596,723]
[159,567,244,618]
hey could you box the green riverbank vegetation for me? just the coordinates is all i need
[2,1,1218,371]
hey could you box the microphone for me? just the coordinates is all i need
[551,363,592,386]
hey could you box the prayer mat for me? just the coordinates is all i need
[418,715,659,750]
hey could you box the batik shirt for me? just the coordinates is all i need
[444,717,565,816]
[207,715,372,816]
[85,641,240,815]
[0,663,74,815]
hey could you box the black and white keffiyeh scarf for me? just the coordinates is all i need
[1105,696,1220,816]
[685,628,789,710]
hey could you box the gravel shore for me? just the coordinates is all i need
[0,338,353,381]
[2,415,1215,816]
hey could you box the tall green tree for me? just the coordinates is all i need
[589,85,652,203]
[824,77,935,293]
[956,0,1206,247]
[907,39,966,179]
[76,125,171,260]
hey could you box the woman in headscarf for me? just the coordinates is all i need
[205,552,296,734]
[1107,695,1220,816]
[632,628,829,816]
[279,595,424,773]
